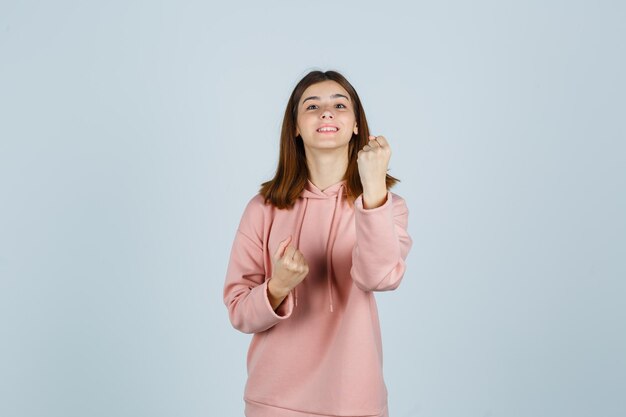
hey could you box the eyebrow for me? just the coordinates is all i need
[302,93,350,104]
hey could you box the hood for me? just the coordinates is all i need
[292,178,347,313]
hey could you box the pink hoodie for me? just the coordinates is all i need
[223,179,413,417]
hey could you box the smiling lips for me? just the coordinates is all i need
[317,125,339,134]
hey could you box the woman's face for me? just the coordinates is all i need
[295,80,358,152]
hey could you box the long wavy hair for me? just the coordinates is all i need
[260,70,399,209]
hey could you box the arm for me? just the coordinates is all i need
[223,198,294,334]
[267,278,290,310]
[350,191,413,291]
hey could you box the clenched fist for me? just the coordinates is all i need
[267,235,309,310]
[357,135,391,209]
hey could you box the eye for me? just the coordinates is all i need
[305,103,347,110]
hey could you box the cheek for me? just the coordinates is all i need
[299,114,318,128]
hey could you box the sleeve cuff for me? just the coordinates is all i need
[355,191,393,212]
[262,279,294,319]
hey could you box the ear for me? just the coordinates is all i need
[353,124,358,135]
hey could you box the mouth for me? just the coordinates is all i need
[317,126,339,134]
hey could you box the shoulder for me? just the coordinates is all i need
[245,193,269,211]
[239,193,270,224]
[232,193,272,246]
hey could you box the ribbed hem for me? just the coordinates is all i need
[244,398,388,417]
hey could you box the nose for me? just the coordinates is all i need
[321,109,334,119]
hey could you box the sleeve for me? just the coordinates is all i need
[223,197,294,334]
[350,191,413,292]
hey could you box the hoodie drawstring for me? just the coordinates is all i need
[293,197,308,308]
[324,184,344,312]
[293,181,345,313]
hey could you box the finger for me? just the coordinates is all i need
[373,135,388,147]
[274,235,292,259]
[283,245,297,260]
[367,139,380,148]
[292,249,304,265]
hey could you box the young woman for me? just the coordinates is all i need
[223,70,413,417]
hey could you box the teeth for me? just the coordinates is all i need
[318,127,338,132]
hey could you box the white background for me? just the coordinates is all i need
[1,1,624,416]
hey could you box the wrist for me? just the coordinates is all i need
[362,180,386,195]
[362,187,388,209]
[268,278,290,298]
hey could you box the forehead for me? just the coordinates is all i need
[300,80,351,103]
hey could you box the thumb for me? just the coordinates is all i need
[274,235,292,260]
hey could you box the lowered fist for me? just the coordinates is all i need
[267,235,309,309]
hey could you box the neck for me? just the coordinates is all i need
[304,145,349,191]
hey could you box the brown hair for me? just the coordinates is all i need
[260,70,399,209]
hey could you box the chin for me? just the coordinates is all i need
[312,142,350,150]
